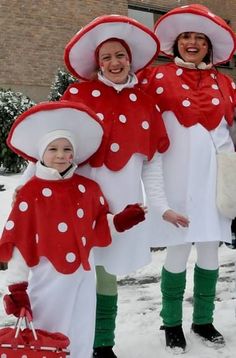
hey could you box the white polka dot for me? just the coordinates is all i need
[211,73,216,79]
[141,78,148,84]
[42,188,52,197]
[142,121,149,130]
[129,93,137,102]
[212,98,220,105]
[35,233,39,243]
[5,220,14,230]
[92,220,96,229]
[155,104,161,112]
[96,113,104,120]
[78,184,86,193]
[19,201,28,212]
[1,354,7,358]
[176,68,183,76]
[119,114,127,123]
[69,87,79,94]
[182,84,189,90]
[100,196,105,205]
[66,252,76,263]
[77,208,84,218]
[182,100,191,107]
[156,87,164,94]
[229,96,233,103]
[21,355,28,358]
[155,72,164,79]
[181,5,188,7]
[58,222,68,232]
[81,236,87,246]
[92,90,101,97]
[232,82,236,89]
[110,143,120,152]
[212,84,219,90]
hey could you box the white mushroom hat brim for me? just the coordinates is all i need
[64,14,160,80]
[154,4,236,65]
[7,101,105,165]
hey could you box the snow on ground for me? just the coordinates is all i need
[0,173,236,357]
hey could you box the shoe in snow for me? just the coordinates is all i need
[191,323,225,347]
[93,346,117,358]
[161,325,186,354]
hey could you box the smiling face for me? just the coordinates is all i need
[43,138,74,173]
[177,32,210,65]
[98,40,131,84]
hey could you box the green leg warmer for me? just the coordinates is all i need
[160,267,186,327]
[94,266,118,348]
[193,265,219,325]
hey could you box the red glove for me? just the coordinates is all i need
[3,282,32,318]
[113,204,146,232]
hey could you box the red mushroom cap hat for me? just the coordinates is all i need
[64,14,160,80]
[7,101,105,165]
[154,4,236,65]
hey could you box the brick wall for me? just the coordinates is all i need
[0,0,235,101]
[0,0,127,101]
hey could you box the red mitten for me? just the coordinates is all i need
[3,282,32,317]
[113,204,146,232]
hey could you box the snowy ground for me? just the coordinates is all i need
[0,173,236,357]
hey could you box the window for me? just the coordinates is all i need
[128,5,165,30]
[128,5,169,63]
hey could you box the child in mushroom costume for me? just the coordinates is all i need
[0,101,147,358]
[138,3,236,353]
[60,14,190,358]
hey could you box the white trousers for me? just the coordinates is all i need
[164,241,220,273]
[29,258,96,358]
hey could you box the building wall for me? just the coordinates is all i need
[0,0,235,101]
[0,0,127,101]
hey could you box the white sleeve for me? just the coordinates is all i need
[107,213,119,236]
[18,162,36,186]
[211,119,235,153]
[4,248,29,289]
[142,152,170,216]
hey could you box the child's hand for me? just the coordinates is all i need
[3,282,32,318]
[163,209,189,228]
[113,203,147,232]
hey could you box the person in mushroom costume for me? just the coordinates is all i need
[60,14,190,358]
[0,101,148,358]
[138,3,236,353]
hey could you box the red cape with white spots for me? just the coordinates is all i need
[62,80,170,171]
[0,174,111,274]
[138,63,235,130]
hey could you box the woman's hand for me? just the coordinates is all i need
[163,209,189,228]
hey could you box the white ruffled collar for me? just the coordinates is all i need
[174,56,213,70]
[98,71,138,91]
[35,161,77,180]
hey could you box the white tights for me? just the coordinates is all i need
[164,241,220,273]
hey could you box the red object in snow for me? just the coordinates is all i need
[0,308,70,357]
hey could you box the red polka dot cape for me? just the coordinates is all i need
[61,81,170,171]
[0,174,111,274]
[138,63,235,130]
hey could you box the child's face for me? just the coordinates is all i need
[43,138,74,173]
